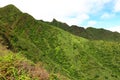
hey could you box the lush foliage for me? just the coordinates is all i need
[50,19,120,42]
[0,5,120,80]
[0,44,50,80]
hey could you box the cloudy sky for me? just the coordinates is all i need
[0,0,120,32]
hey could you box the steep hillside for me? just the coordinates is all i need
[50,19,120,42]
[0,44,50,80]
[0,4,120,80]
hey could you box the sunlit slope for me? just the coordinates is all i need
[0,5,120,80]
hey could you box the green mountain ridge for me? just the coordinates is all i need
[49,19,120,42]
[0,4,120,80]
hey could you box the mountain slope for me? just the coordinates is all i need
[0,4,120,80]
[0,43,50,80]
[49,19,120,42]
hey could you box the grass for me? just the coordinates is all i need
[0,44,50,80]
[0,44,70,80]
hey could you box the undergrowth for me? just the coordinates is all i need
[0,52,49,80]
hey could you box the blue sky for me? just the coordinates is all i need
[0,0,120,32]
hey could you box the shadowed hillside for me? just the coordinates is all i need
[0,4,120,80]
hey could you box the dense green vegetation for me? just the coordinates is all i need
[50,19,120,42]
[0,4,120,80]
[0,44,62,80]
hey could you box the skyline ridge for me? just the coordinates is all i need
[0,0,120,32]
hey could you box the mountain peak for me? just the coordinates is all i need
[3,4,17,8]
[52,18,57,22]
[0,4,22,17]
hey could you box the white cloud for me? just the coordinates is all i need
[107,26,120,32]
[0,0,112,26]
[87,21,97,27]
[114,0,120,12]
[63,14,89,26]
[101,13,115,19]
